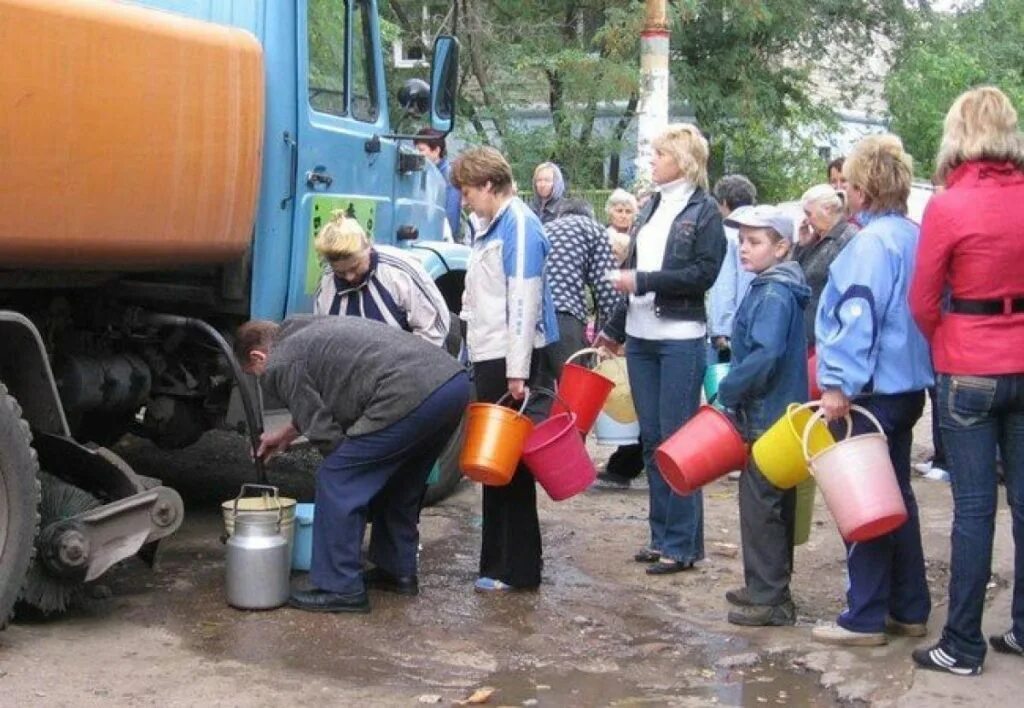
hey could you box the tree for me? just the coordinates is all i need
[384,1,913,200]
[886,0,1024,177]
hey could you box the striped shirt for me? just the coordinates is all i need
[313,245,450,347]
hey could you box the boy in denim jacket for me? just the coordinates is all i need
[716,205,811,626]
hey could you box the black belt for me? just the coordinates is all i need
[949,296,1024,315]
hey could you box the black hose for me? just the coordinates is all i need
[139,312,267,483]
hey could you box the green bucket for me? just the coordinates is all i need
[703,363,731,402]
[793,477,816,546]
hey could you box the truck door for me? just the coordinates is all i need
[287,0,398,315]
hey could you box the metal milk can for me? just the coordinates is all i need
[225,510,290,610]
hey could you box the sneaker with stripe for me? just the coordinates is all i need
[911,644,983,676]
[989,630,1024,656]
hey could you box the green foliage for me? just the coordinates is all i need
[886,0,1024,176]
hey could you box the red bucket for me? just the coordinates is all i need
[550,348,615,435]
[523,390,597,501]
[808,353,822,399]
[655,406,748,494]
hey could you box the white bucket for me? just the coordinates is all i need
[593,411,640,446]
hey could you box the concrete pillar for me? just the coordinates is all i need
[635,0,670,189]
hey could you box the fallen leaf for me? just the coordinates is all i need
[457,687,497,705]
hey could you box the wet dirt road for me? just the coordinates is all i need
[0,410,1019,707]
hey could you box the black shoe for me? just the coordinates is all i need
[364,567,419,596]
[989,630,1024,656]
[288,588,370,613]
[725,586,754,607]
[911,643,982,676]
[633,548,661,563]
[645,560,693,575]
[728,600,796,627]
[594,472,632,490]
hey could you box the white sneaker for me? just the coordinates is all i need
[922,465,950,482]
[913,460,933,476]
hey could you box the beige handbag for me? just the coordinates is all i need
[594,356,637,424]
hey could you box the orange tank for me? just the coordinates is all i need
[0,0,264,268]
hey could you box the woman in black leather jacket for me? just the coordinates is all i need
[597,124,726,574]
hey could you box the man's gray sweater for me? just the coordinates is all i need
[262,316,463,454]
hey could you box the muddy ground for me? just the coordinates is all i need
[0,407,1019,707]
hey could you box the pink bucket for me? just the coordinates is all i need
[522,389,596,501]
[802,405,907,542]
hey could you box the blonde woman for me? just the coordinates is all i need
[313,213,450,347]
[811,135,934,647]
[596,123,726,574]
[909,86,1024,675]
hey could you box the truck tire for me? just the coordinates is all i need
[422,415,466,507]
[423,312,469,507]
[0,385,41,630]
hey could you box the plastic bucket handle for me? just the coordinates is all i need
[800,404,885,464]
[562,347,608,370]
[786,400,851,443]
[232,483,283,528]
[495,390,531,416]
[528,386,574,415]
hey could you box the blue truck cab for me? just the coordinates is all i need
[135,0,469,316]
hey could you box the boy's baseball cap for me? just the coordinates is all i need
[724,205,795,241]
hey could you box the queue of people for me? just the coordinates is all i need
[235,85,1022,680]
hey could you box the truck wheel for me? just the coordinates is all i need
[423,312,470,507]
[0,385,42,630]
[422,415,466,507]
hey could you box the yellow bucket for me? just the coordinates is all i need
[752,402,846,489]
[594,357,637,424]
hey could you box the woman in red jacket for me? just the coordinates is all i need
[909,86,1024,676]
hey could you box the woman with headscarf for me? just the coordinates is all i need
[530,161,567,224]
[909,86,1024,676]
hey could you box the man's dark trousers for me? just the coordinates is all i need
[310,372,470,594]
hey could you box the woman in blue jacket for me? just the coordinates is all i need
[811,135,934,647]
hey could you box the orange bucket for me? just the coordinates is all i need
[550,348,615,435]
[459,393,534,486]
[655,406,748,494]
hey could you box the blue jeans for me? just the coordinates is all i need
[626,336,704,564]
[938,373,1024,664]
[310,372,470,594]
[836,391,931,633]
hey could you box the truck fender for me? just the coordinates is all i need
[0,311,70,437]
[408,241,470,280]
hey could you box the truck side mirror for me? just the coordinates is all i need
[429,35,459,134]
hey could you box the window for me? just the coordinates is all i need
[308,0,346,116]
[306,0,378,121]
[349,0,379,122]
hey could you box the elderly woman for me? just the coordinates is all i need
[530,161,567,224]
[604,188,638,264]
[596,124,726,574]
[909,86,1024,675]
[793,184,858,349]
[312,212,450,347]
[811,135,934,647]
